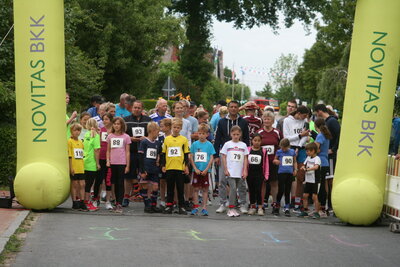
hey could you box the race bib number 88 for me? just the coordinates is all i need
[282,156,293,166]
[111,138,123,148]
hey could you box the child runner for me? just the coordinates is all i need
[138,122,163,213]
[158,118,171,210]
[220,125,249,217]
[299,143,321,219]
[189,124,216,216]
[106,117,131,213]
[161,118,190,215]
[274,138,297,216]
[68,123,87,211]
[83,118,101,211]
[247,133,269,216]
[93,113,114,210]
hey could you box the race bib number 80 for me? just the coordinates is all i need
[168,147,181,157]
[281,156,293,166]
[111,138,123,148]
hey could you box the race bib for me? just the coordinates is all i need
[229,152,243,162]
[168,147,181,157]
[263,145,275,155]
[101,132,108,142]
[111,138,123,148]
[74,148,83,159]
[282,156,293,166]
[146,148,157,159]
[248,154,261,165]
[195,152,207,163]
[132,127,145,137]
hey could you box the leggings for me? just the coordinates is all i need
[276,173,293,206]
[111,165,126,205]
[166,170,185,207]
[85,170,98,193]
[94,159,112,198]
[318,166,329,208]
[247,172,264,205]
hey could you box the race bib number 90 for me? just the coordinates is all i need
[74,148,83,159]
[101,132,108,142]
[263,145,275,155]
[168,147,181,157]
[229,152,243,162]
[146,148,157,159]
[132,127,144,137]
[111,138,123,148]
[281,156,293,166]
[248,154,261,165]
[195,152,207,163]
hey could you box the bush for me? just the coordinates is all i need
[279,101,287,115]
[0,123,16,186]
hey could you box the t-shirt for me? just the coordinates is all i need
[162,135,190,171]
[315,133,330,167]
[124,114,152,152]
[190,140,216,172]
[66,114,71,139]
[186,116,199,134]
[220,140,249,178]
[248,148,264,175]
[83,131,101,171]
[78,128,88,142]
[87,106,99,118]
[115,104,131,118]
[138,137,162,174]
[99,127,110,160]
[304,156,321,183]
[258,128,281,163]
[68,138,84,174]
[179,118,192,145]
[276,148,296,174]
[92,115,104,128]
[243,115,262,138]
[150,112,172,124]
[106,133,132,165]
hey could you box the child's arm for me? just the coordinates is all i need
[221,154,230,177]
[201,155,214,176]
[95,148,100,170]
[189,153,200,175]
[160,153,166,173]
[125,144,130,174]
[293,157,298,176]
[106,142,111,167]
[273,155,280,165]
[242,155,248,179]
[184,153,190,175]
[306,164,320,171]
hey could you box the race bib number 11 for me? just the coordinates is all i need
[74,148,83,159]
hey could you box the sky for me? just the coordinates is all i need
[210,19,317,96]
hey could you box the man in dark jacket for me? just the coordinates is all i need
[214,100,250,214]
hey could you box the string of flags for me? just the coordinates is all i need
[238,66,290,77]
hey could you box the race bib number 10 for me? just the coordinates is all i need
[282,156,293,166]
[195,152,207,163]
[111,138,124,148]
[168,147,181,157]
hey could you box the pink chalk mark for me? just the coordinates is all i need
[330,235,369,248]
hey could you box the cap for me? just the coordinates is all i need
[264,105,274,112]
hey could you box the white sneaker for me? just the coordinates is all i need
[227,208,235,217]
[105,201,113,210]
[239,205,248,214]
[248,208,256,215]
[257,208,264,216]
[207,199,212,206]
[216,204,227,213]
[232,209,240,217]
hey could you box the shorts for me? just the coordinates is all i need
[70,173,85,181]
[304,182,319,195]
[267,163,278,181]
[125,152,139,180]
[139,173,159,185]
[192,173,210,188]
[184,174,191,184]
[159,172,166,180]
[326,155,337,179]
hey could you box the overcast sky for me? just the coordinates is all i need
[210,19,317,96]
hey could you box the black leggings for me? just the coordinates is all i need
[85,171,98,193]
[276,173,293,206]
[247,172,263,205]
[166,170,185,207]
[111,165,126,205]
[318,166,329,208]
[94,159,112,198]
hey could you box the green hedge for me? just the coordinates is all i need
[141,99,175,112]
[0,123,16,186]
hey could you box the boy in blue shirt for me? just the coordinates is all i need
[189,124,216,216]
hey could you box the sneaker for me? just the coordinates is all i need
[312,212,320,219]
[144,206,153,213]
[151,206,162,213]
[207,199,212,206]
[239,205,248,214]
[101,191,107,202]
[114,204,123,214]
[227,208,235,217]
[319,210,328,218]
[284,209,291,217]
[257,208,264,216]
[79,201,88,211]
[248,208,257,215]
[272,207,280,216]
[298,211,309,217]
[105,201,113,211]
[178,207,187,215]
[72,201,80,210]
[232,209,240,217]
[122,198,130,207]
[191,208,199,215]
[293,207,302,214]
[263,203,269,210]
[163,206,173,214]
[184,201,193,212]
[213,189,219,197]
[201,209,209,216]
[86,201,98,212]
[92,199,100,208]
[216,204,227,213]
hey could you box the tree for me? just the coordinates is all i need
[268,53,298,91]
[256,83,274,98]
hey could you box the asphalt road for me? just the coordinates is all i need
[11,200,400,267]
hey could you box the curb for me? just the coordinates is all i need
[0,210,30,255]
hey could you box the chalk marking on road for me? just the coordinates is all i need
[155,228,225,241]
[329,234,369,248]
[185,229,225,242]
[262,232,289,243]
[87,227,130,241]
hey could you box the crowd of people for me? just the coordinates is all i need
[66,93,341,218]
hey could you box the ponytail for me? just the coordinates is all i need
[314,118,332,139]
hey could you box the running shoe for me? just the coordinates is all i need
[212,189,219,197]
[178,207,187,215]
[263,203,269,210]
[312,212,320,219]
[227,208,235,217]
[92,199,100,208]
[207,199,212,206]
[72,201,80,210]
[163,206,173,214]
[216,204,227,213]
[319,210,328,218]
[272,207,280,216]
[105,201,113,211]
[298,211,309,217]
[115,204,123,214]
[239,205,248,214]
[151,206,162,213]
[292,207,302,214]
[144,206,153,213]
[232,209,240,217]
[191,208,199,215]
[201,209,209,216]
[248,208,257,215]
[257,208,264,216]
[101,191,107,202]
[86,201,98,212]
[122,198,130,207]
[284,208,291,217]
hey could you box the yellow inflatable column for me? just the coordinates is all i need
[13,0,69,209]
[332,0,400,225]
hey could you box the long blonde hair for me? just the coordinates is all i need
[86,118,99,138]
